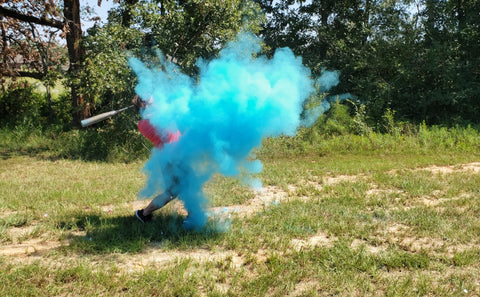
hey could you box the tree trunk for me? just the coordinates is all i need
[363,0,371,46]
[45,84,54,121]
[319,4,329,60]
[63,0,85,127]
[455,0,466,58]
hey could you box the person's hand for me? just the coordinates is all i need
[132,95,145,111]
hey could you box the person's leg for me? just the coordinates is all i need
[135,190,176,223]
[136,163,180,223]
[143,191,176,216]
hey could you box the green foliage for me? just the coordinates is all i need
[69,22,147,161]
[0,80,150,162]
[258,0,480,126]
[379,108,407,136]
[4,98,479,162]
[76,112,151,162]
[57,0,266,156]
[316,102,356,136]
[260,109,480,160]
[0,85,46,127]
[79,24,142,109]
[301,101,368,142]
[0,115,151,162]
[4,0,479,130]
[351,101,372,136]
[0,80,76,128]
[123,0,265,75]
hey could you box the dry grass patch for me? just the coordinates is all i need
[286,280,320,297]
[366,186,404,198]
[371,222,480,259]
[350,238,388,254]
[399,161,480,175]
[307,173,364,189]
[113,247,238,273]
[209,185,289,218]
[290,231,337,251]
[5,224,40,242]
[0,210,20,219]
[322,174,362,185]
[0,237,64,257]
[421,162,480,174]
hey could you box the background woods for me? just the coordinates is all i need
[257,0,480,125]
[0,0,479,160]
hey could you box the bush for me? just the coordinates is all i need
[0,85,46,127]
[0,111,152,162]
[76,111,151,162]
[300,102,360,144]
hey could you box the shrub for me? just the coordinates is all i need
[0,85,45,127]
[76,111,151,162]
[303,102,359,140]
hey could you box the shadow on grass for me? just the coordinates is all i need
[58,212,225,254]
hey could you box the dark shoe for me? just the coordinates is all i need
[135,209,153,223]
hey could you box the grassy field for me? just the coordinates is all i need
[1,131,480,296]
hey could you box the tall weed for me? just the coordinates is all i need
[260,105,480,159]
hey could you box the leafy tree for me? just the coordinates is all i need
[257,0,480,126]
[1,0,90,126]
[67,0,265,160]
[256,0,382,127]
[123,0,265,75]
[384,0,480,124]
[0,0,67,118]
[79,0,265,113]
[77,23,141,114]
[0,2,65,80]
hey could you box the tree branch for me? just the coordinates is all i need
[1,70,45,80]
[0,5,64,29]
[17,70,45,79]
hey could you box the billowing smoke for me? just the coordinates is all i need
[129,33,341,230]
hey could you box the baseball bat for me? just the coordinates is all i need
[81,105,135,127]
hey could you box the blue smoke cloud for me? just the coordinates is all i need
[129,33,341,230]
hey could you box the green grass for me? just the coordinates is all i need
[1,128,480,296]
